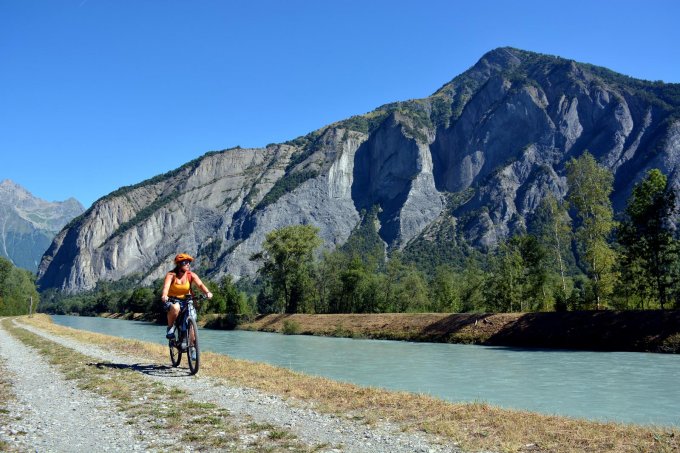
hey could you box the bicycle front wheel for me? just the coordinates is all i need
[186,317,200,375]
[169,335,182,367]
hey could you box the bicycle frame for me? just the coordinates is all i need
[167,295,201,374]
[172,298,196,348]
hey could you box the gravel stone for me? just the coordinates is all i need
[0,321,151,452]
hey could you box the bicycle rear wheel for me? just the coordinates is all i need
[186,317,200,375]
[169,331,181,367]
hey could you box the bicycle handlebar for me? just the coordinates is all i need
[168,294,206,306]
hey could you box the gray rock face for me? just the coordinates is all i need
[37,47,680,292]
[0,180,83,272]
[353,112,444,246]
[222,129,366,281]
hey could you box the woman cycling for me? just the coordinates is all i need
[161,253,212,339]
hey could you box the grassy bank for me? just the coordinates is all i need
[99,309,680,352]
[12,314,680,452]
[238,310,680,353]
[100,312,157,321]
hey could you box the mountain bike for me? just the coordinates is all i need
[167,295,202,375]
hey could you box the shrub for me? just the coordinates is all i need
[282,319,301,335]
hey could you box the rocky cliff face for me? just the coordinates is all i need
[0,180,84,272]
[37,48,680,292]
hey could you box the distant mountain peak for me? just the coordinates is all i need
[477,46,524,68]
[0,179,84,207]
[0,180,84,272]
[0,179,31,196]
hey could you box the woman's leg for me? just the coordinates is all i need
[167,303,180,326]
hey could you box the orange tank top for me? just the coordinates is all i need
[167,272,191,299]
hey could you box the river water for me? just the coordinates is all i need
[51,315,680,426]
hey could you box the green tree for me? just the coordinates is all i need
[380,254,412,312]
[516,235,549,311]
[207,275,250,315]
[613,251,652,309]
[314,250,345,313]
[253,224,322,313]
[337,256,369,313]
[392,267,430,312]
[331,256,384,313]
[485,235,547,312]
[430,265,462,312]
[127,287,154,313]
[355,272,385,313]
[618,169,677,309]
[531,194,573,301]
[566,152,618,309]
[458,258,486,312]
[486,239,524,312]
[0,256,40,316]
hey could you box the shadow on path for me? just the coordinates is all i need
[88,361,192,377]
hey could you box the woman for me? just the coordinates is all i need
[161,253,212,339]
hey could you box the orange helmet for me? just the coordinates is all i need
[174,253,194,264]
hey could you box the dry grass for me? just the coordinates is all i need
[2,317,313,452]
[18,314,680,453]
[239,313,522,342]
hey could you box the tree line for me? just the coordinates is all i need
[0,256,40,316]
[37,151,680,317]
[252,152,680,314]
[39,274,255,318]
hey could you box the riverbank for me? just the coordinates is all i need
[98,310,680,353]
[237,310,680,353]
[5,315,678,452]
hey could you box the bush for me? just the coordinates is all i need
[282,319,301,335]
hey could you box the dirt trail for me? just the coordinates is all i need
[0,320,151,451]
[0,318,462,453]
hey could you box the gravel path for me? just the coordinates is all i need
[0,320,152,451]
[2,319,464,452]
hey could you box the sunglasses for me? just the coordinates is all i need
[180,261,191,266]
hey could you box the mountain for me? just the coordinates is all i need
[0,180,84,272]
[37,47,680,293]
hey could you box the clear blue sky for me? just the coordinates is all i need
[2,0,679,208]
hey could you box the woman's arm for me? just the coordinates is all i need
[161,273,174,302]
[191,274,213,299]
